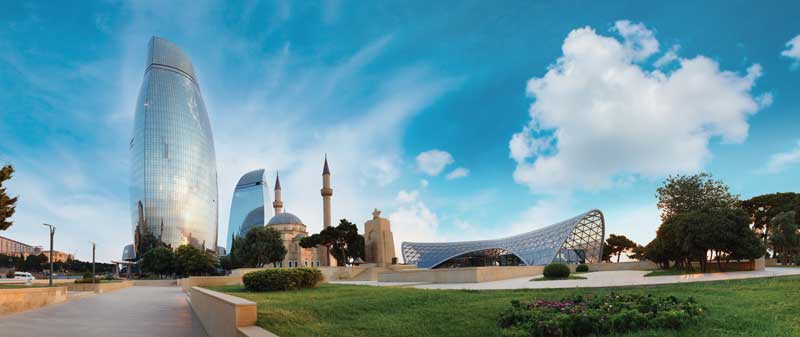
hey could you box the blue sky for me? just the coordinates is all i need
[1,1,799,262]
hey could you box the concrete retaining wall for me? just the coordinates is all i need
[133,279,177,287]
[189,287,258,337]
[587,261,659,272]
[65,280,134,293]
[378,265,545,283]
[180,276,243,293]
[0,286,68,316]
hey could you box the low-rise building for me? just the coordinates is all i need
[0,236,42,257]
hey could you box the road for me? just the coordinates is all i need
[0,286,208,337]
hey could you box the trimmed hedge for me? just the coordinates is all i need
[243,268,323,291]
[543,263,570,278]
[575,264,589,272]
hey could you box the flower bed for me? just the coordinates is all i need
[498,293,703,336]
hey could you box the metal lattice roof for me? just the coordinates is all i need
[402,209,605,268]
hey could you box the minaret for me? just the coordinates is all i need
[321,156,333,228]
[273,172,283,215]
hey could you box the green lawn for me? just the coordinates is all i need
[0,284,48,289]
[211,275,800,337]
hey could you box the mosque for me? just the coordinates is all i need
[227,158,337,267]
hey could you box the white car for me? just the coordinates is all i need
[14,272,35,281]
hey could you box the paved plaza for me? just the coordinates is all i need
[331,267,800,290]
[0,286,208,337]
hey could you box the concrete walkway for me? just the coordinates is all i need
[332,267,800,290]
[0,286,208,337]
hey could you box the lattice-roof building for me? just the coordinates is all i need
[402,209,605,269]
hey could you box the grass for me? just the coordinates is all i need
[0,284,48,289]
[211,275,800,337]
[530,275,588,281]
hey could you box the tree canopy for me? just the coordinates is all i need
[647,173,763,272]
[655,173,738,222]
[741,192,800,252]
[174,244,216,277]
[300,219,365,266]
[605,234,637,263]
[141,246,176,277]
[230,227,286,268]
[769,211,799,264]
[0,164,18,230]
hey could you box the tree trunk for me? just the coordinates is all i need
[616,252,621,263]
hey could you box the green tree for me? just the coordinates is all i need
[240,227,286,268]
[605,234,637,263]
[656,173,739,222]
[627,244,646,261]
[769,211,799,264]
[741,193,800,251]
[228,235,247,268]
[141,246,176,278]
[300,219,365,266]
[0,164,18,230]
[644,237,671,268]
[174,244,216,277]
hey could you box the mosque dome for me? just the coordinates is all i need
[267,212,303,225]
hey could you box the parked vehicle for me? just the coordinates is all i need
[14,272,35,281]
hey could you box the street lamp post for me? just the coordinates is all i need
[91,242,96,283]
[42,223,55,287]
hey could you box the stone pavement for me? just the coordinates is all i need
[333,267,800,290]
[0,286,208,337]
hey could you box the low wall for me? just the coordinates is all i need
[65,280,133,293]
[587,261,659,272]
[189,286,257,337]
[765,258,780,267]
[180,276,243,293]
[0,286,68,316]
[133,279,177,287]
[378,266,545,283]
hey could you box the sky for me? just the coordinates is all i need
[1,1,799,262]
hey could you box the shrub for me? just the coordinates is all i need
[543,263,570,278]
[498,293,703,337]
[74,278,101,284]
[575,264,589,272]
[243,268,323,292]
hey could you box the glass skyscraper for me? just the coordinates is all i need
[226,169,270,250]
[130,37,218,253]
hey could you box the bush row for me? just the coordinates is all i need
[498,293,703,336]
[243,268,323,291]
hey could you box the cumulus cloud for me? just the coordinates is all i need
[654,44,680,68]
[782,34,800,68]
[509,20,768,192]
[445,167,469,180]
[613,20,659,61]
[415,149,454,176]
[388,190,439,258]
[763,141,800,173]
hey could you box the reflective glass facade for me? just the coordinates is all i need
[402,209,605,268]
[130,37,218,252]
[225,169,269,249]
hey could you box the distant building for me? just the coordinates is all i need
[129,36,219,253]
[226,169,269,250]
[40,250,74,263]
[403,209,605,268]
[0,236,41,257]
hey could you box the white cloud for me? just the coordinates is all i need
[654,44,680,68]
[763,140,800,173]
[781,34,800,67]
[420,179,429,188]
[415,150,454,176]
[388,190,440,259]
[510,21,768,192]
[612,20,659,62]
[445,167,469,180]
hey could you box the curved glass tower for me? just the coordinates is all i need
[130,37,218,253]
[226,169,269,249]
